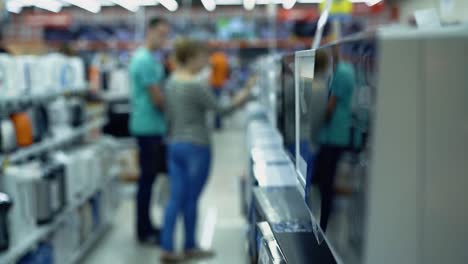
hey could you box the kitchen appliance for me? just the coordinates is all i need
[69,57,86,89]
[47,97,72,137]
[17,56,44,96]
[35,166,55,225]
[0,110,17,153]
[53,150,82,205]
[26,107,39,143]
[31,104,50,142]
[0,54,19,99]
[103,98,130,137]
[40,53,69,92]
[0,192,13,252]
[68,98,86,128]
[2,163,39,247]
[11,112,34,147]
[51,163,67,214]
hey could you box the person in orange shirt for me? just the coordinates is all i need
[210,51,229,130]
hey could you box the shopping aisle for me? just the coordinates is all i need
[83,116,249,264]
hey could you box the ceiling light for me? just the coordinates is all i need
[365,0,382,6]
[201,0,216,11]
[6,1,23,13]
[139,0,159,6]
[109,0,139,11]
[243,0,255,10]
[34,0,63,12]
[63,0,101,13]
[159,0,178,11]
[283,0,296,9]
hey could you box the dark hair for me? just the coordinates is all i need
[148,17,168,29]
[174,38,207,65]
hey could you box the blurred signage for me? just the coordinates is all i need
[320,0,353,14]
[24,13,72,28]
[278,8,320,21]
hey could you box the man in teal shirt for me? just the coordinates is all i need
[314,45,355,232]
[129,17,169,245]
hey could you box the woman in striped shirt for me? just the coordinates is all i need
[161,38,255,262]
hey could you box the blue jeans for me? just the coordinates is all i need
[161,143,212,252]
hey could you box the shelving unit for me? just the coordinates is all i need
[68,223,111,264]
[0,166,120,264]
[0,85,89,106]
[0,118,107,166]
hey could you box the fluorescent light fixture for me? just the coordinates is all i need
[6,1,23,13]
[34,0,63,12]
[109,0,140,11]
[217,0,380,4]
[366,0,382,6]
[243,0,255,10]
[139,0,159,6]
[159,0,178,11]
[283,0,297,9]
[201,0,216,11]
[63,0,101,13]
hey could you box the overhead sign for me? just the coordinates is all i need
[319,0,353,14]
[24,13,72,28]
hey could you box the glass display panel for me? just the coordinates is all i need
[277,54,297,162]
[297,38,377,264]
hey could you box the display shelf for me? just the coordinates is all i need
[0,168,119,264]
[0,118,107,165]
[0,85,89,106]
[69,223,111,264]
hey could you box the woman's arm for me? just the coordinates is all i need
[197,76,256,115]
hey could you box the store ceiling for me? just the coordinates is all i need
[6,0,384,13]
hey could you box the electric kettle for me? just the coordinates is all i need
[47,98,72,137]
[3,164,38,246]
[69,57,86,89]
[0,54,21,99]
[0,108,17,153]
[0,192,13,252]
[35,104,50,142]
[11,112,34,147]
[26,107,39,143]
[51,163,67,214]
[68,98,85,128]
[35,166,55,225]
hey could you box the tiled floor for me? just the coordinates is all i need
[83,115,250,264]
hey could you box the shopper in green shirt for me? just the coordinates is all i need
[314,45,356,232]
[129,17,169,245]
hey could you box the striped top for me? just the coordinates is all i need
[166,76,234,146]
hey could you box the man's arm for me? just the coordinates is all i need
[325,95,337,122]
[140,58,165,111]
[148,85,164,110]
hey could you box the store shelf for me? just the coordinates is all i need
[0,168,119,264]
[69,223,111,264]
[0,85,89,106]
[0,118,107,165]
